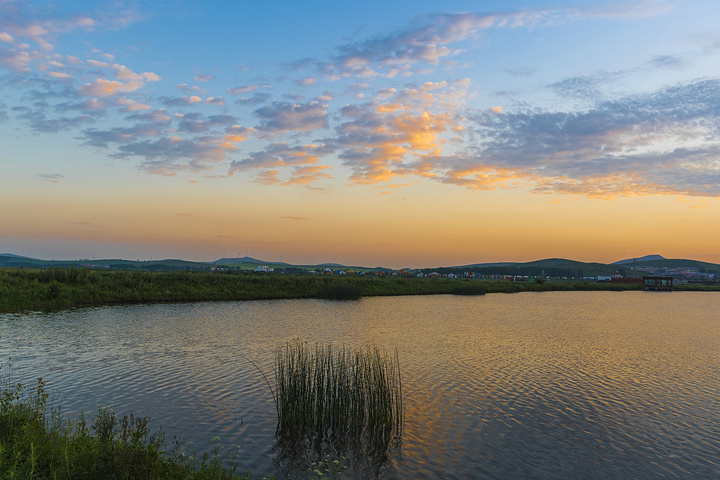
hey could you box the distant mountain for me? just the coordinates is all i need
[612,254,666,265]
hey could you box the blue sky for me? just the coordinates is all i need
[1,0,719,266]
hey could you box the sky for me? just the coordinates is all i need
[1,0,719,268]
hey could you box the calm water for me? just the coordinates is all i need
[1,291,718,479]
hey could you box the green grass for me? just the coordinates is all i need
[1,267,684,314]
[0,373,266,480]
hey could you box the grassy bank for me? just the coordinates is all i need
[0,375,264,480]
[0,267,688,314]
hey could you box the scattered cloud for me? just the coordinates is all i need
[254,101,328,134]
[228,142,333,186]
[648,54,685,70]
[329,102,456,184]
[161,95,203,107]
[111,135,238,175]
[443,79,720,197]
[2,0,718,198]
[227,84,272,95]
[298,76,317,86]
[38,173,64,182]
[234,92,272,105]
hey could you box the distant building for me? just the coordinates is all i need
[643,276,675,291]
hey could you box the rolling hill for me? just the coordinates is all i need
[1,253,718,275]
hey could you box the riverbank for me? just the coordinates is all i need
[1,267,714,314]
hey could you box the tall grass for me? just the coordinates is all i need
[0,368,262,479]
[275,342,403,444]
[273,342,403,476]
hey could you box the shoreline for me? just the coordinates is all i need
[1,267,717,315]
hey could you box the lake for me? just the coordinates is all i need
[1,291,718,479]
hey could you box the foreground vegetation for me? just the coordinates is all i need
[0,375,264,480]
[3,266,716,314]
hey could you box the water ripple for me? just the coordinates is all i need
[1,292,719,479]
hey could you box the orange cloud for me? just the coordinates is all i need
[531,173,686,199]
[79,78,144,97]
[256,170,280,185]
[439,164,532,190]
[377,103,402,113]
[340,108,455,185]
[282,165,333,185]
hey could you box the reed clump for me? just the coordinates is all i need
[274,342,403,444]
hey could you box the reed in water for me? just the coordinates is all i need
[274,342,403,443]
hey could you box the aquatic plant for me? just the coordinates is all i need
[274,342,403,443]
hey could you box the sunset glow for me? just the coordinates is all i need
[2,0,719,268]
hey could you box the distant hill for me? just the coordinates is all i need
[612,254,665,265]
[2,252,718,275]
[424,258,624,278]
[0,254,211,270]
[431,256,720,277]
[213,256,271,265]
[609,255,719,272]
[0,254,45,267]
[0,253,34,259]
[459,261,518,268]
[623,258,720,271]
